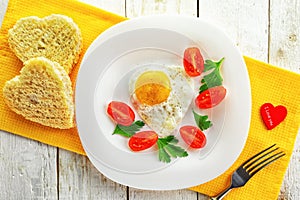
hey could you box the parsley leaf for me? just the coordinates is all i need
[193,110,213,131]
[157,142,171,163]
[112,120,145,137]
[199,57,225,94]
[157,135,188,163]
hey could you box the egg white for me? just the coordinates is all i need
[129,65,194,137]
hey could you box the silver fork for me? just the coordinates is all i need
[210,144,285,200]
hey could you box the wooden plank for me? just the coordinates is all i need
[197,1,269,199]
[126,0,197,17]
[269,0,300,199]
[0,131,58,199]
[269,0,300,72]
[199,0,269,61]
[0,0,58,199]
[58,1,128,200]
[125,0,198,199]
[58,150,127,200]
[128,189,197,200]
[79,0,125,14]
[0,0,8,25]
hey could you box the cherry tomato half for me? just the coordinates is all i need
[180,126,206,148]
[128,131,158,151]
[107,101,135,126]
[195,86,226,109]
[183,47,204,77]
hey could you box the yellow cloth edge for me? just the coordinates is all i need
[190,56,300,199]
[0,0,126,155]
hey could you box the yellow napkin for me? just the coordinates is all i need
[190,57,300,199]
[0,0,126,155]
[0,0,299,199]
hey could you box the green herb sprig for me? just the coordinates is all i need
[112,120,145,137]
[193,110,212,131]
[157,135,188,163]
[199,57,225,93]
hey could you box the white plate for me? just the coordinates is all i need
[75,15,251,190]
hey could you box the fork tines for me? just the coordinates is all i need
[242,144,285,177]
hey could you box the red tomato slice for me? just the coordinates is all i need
[128,131,158,151]
[183,47,204,77]
[180,126,206,148]
[195,86,226,109]
[107,101,135,126]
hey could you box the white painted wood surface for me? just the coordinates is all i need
[0,0,299,199]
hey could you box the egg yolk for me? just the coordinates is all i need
[134,71,171,106]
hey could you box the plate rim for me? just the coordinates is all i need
[75,15,252,190]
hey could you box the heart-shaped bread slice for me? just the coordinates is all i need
[8,14,82,74]
[3,57,75,129]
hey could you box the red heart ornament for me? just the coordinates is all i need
[260,103,287,130]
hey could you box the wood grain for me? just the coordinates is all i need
[83,0,125,14]
[269,0,300,199]
[58,1,128,199]
[0,132,57,199]
[199,0,269,61]
[126,0,197,17]
[125,0,199,199]
[197,1,268,199]
[58,150,127,200]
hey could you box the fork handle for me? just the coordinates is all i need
[210,186,233,200]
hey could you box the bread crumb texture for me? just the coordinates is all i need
[3,57,75,129]
[8,14,82,74]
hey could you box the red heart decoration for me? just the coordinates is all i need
[260,103,287,130]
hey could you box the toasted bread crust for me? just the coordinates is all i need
[8,14,82,74]
[3,57,75,129]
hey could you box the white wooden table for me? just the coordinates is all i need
[0,0,299,199]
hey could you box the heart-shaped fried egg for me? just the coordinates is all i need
[129,65,194,137]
